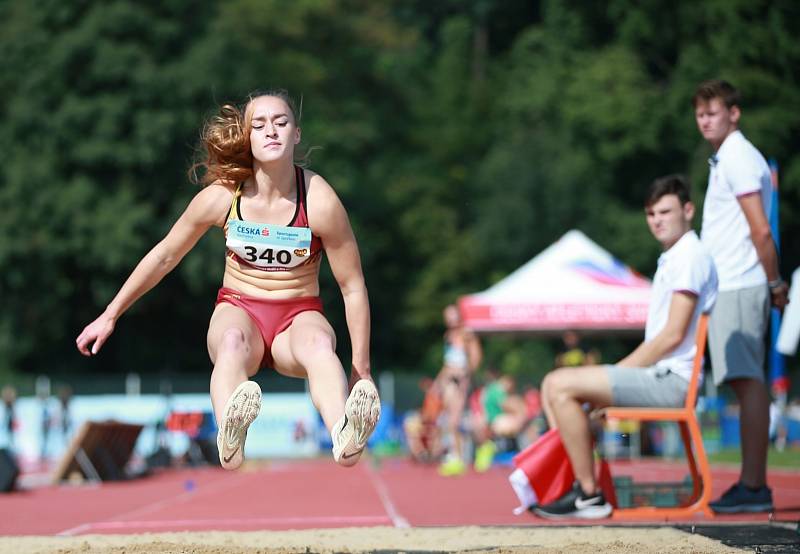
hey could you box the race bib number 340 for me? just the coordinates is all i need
[226,220,312,270]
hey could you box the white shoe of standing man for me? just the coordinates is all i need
[217,380,262,470]
[332,379,381,467]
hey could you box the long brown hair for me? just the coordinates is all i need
[189,89,301,186]
[189,103,252,186]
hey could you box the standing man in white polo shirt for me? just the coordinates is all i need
[694,79,790,513]
[534,175,717,519]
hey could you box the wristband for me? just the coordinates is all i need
[768,278,784,290]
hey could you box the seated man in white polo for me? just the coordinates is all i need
[536,175,718,519]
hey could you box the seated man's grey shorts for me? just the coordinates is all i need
[708,285,769,386]
[606,365,688,408]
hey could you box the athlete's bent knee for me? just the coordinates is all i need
[218,327,249,356]
[296,327,335,357]
[542,372,563,402]
[546,371,574,402]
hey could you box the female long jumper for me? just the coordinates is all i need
[76,91,380,469]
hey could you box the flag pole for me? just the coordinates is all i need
[768,159,788,450]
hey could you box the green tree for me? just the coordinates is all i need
[1,0,797,388]
[0,0,219,377]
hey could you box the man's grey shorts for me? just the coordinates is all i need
[708,285,769,386]
[606,365,688,408]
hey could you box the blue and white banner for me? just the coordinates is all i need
[0,392,320,464]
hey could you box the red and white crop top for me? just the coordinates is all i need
[225,166,323,271]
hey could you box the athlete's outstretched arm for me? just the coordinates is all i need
[76,184,231,356]
[307,174,371,388]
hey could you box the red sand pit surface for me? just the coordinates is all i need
[1,457,799,536]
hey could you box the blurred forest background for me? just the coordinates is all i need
[1,0,799,395]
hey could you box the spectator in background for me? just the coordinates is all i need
[1,386,17,449]
[472,373,532,472]
[694,79,789,513]
[555,330,599,368]
[536,175,717,519]
[57,386,73,447]
[38,387,51,462]
[403,377,445,463]
[436,304,483,476]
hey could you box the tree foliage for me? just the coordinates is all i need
[1,0,798,384]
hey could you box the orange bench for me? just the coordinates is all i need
[603,313,713,519]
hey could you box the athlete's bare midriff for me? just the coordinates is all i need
[222,254,322,299]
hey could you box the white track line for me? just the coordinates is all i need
[365,462,410,528]
[62,515,392,534]
[59,461,408,536]
[57,471,247,536]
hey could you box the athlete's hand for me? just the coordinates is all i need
[76,312,116,356]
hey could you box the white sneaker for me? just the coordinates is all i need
[217,380,262,470]
[332,379,381,467]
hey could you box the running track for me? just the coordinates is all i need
[1,458,798,536]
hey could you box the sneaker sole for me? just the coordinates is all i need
[333,379,381,466]
[217,381,262,470]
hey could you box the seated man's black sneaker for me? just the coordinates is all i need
[710,482,774,514]
[533,481,612,519]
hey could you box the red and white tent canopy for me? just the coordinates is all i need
[459,230,652,334]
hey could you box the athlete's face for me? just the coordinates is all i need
[645,194,693,251]
[248,96,300,164]
[694,98,739,150]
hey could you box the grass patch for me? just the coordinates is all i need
[707,447,800,468]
